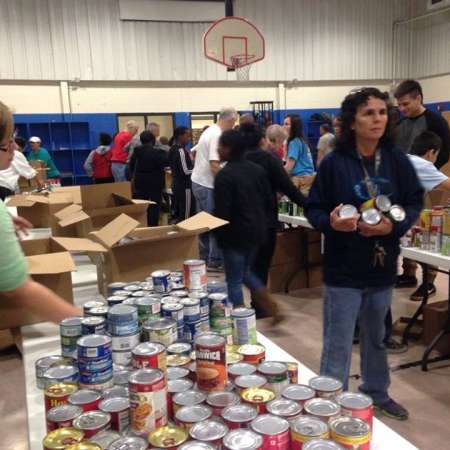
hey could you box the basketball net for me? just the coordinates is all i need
[231,54,253,81]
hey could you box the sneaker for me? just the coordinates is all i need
[410,283,436,302]
[395,274,418,288]
[384,337,408,354]
[374,398,409,420]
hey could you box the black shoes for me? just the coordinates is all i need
[395,274,418,288]
[410,283,436,302]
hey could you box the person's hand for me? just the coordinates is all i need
[358,215,393,237]
[12,215,33,237]
[330,204,360,232]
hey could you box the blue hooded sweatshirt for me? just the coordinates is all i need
[305,145,423,289]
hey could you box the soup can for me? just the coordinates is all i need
[129,368,168,436]
[223,429,263,450]
[195,332,228,392]
[99,397,130,433]
[45,382,78,413]
[267,398,302,421]
[206,390,240,416]
[86,306,109,319]
[148,425,189,449]
[329,416,371,450]
[124,283,142,293]
[235,374,267,393]
[132,342,167,370]
[111,332,140,351]
[135,296,162,325]
[183,259,207,292]
[106,295,127,307]
[281,384,315,406]
[81,317,106,336]
[232,308,257,345]
[302,440,343,450]
[77,335,112,359]
[257,361,289,397]
[107,304,139,336]
[304,398,341,423]
[242,387,275,414]
[335,392,373,429]
[107,282,127,295]
[143,318,178,346]
[167,366,190,381]
[167,342,192,356]
[108,437,148,450]
[36,356,75,389]
[228,362,256,381]
[184,319,203,342]
[68,389,102,412]
[46,404,83,432]
[83,301,106,316]
[290,416,330,449]
[181,298,201,322]
[102,385,129,400]
[250,414,290,450]
[168,378,194,419]
[238,344,265,365]
[152,270,172,294]
[309,376,343,400]
[43,365,79,389]
[162,302,184,326]
[175,404,213,431]
[73,410,111,438]
[189,419,228,447]
[173,389,206,415]
[42,428,84,450]
[221,403,258,430]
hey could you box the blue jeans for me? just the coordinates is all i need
[192,181,222,266]
[111,162,127,182]
[321,285,392,404]
[222,247,264,307]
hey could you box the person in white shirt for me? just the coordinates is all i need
[316,123,335,166]
[191,107,238,269]
[0,148,40,200]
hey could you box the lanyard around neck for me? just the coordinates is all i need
[358,148,381,199]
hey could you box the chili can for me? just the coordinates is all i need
[221,403,258,430]
[108,437,148,450]
[46,404,83,432]
[223,429,263,450]
[42,428,84,450]
[175,404,213,431]
[73,410,111,438]
[99,397,130,433]
[206,390,240,416]
[238,344,266,365]
[129,368,168,436]
[335,391,373,429]
[304,398,341,423]
[232,308,257,345]
[143,318,178,346]
[267,398,302,421]
[183,259,207,292]
[281,384,315,406]
[250,414,290,450]
[189,419,229,448]
[257,361,289,397]
[68,389,102,412]
[290,416,330,449]
[132,342,167,370]
[148,425,189,449]
[152,270,172,294]
[329,416,371,450]
[45,383,78,413]
[309,376,343,399]
[242,387,275,414]
[228,362,256,380]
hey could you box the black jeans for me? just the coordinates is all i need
[251,227,277,285]
[134,190,162,227]
[172,184,196,222]
[94,177,114,184]
[0,186,14,201]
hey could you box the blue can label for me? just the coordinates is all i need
[61,346,78,359]
[78,355,113,372]
[183,320,202,342]
[107,322,139,336]
[177,326,184,339]
[79,367,114,384]
[78,344,111,359]
[152,270,171,294]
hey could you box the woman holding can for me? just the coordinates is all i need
[305,88,423,420]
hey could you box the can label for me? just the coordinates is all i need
[82,323,106,335]
[261,429,290,449]
[78,356,113,373]
[153,272,171,294]
[196,340,227,391]
[132,351,167,371]
[78,344,111,359]
[290,430,330,449]
[341,405,374,429]
[183,261,207,292]
[184,320,202,342]
[331,432,371,450]
[233,314,257,345]
[109,408,130,433]
[45,388,74,413]
[108,322,139,336]
[183,305,201,322]
[46,418,75,432]
[111,333,140,351]
[149,327,178,347]
[79,367,113,385]
[129,378,168,436]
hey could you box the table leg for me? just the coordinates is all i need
[285,228,308,293]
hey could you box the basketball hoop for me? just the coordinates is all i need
[231,54,254,81]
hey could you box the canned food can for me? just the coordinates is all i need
[303,441,344,450]
[63,442,102,449]
[304,398,341,423]
[238,344,265,365]
[223,429,263,450]
[132,342,167,370]
[184,319,203,342]
[86,306,109,318]
[129,368,168,436]
[161,295,179,306]
[221,403,258,430]
[171,289,189,299]
[114,290,131,297]
[181,298,201,322]
[281,384,315,406]
[388,204,406,222]
[131,290,147,298]
[107,282,127,295]
[102,385,129,400]
[335,392,373,429]
[113,368,132,386]
[209,293,231,318]
[43,365,79,389]
[78,354,113,373]
[189,291,210,316]
[286,362,298,384]
[167,342,192,356]
[361,208,381,225]
[189,419,228,447]
[338,204,358,218]
[79,367,114,385]
[143,318,178,346]
[36,356,75,389]
[172,389,206,415]
[329,416,371,450]
[200,317,210,332]
[235,374,267,393]
[250,414,290,450]
[111,332,140,351]
[167,354,191,368]
[60,317,82,337]
[99,397,130,433]
[207,281,228,294]
[227,352,242,367]
[108,436,148,450]
[162,302,184,325]
[45,382,78,413]
[183,259,207,292]
[232,308,257,345]
[290,415,330,449]
[167,366,190,381]
[267,398,302,421]
[242,387,275,414]
[257,361,289,397]
[152,270,172,294]
[89,430,121,449]
[112,350,132,367]
[68,389,102,412]
[309,376,343,399]
[175,404,213,431]
[179,442,215,450]
[124,284,142,293]
[77,335,112,359]
[83,301,106,316]
[375,195,392,212]
[168,378,194,419]
[73,410,111,439]
[46,404,83,432]
[107,304,139,336]
[78,379,114,391]
[195,332,228,391]
[228,362,256,380]
[135,296,162,324]
[42,428,84,450]
[122,298,136,306]
[148,424,189,449]
[106,295,127,307]
[81,317,106,336]
[60,338,78,359]
[206,390,240,416]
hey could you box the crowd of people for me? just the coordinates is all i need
[0,78,449,422]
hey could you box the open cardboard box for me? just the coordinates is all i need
[51,212,228,296]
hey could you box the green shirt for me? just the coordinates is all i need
[27,147,60,178]
[0,201,28,291]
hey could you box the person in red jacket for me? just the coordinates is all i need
[110,121,139,181]
[84,133,114,184]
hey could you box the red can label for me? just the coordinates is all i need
[341,405,374,429]
[224,419,253,430]
[242,351,265,365]
[132,351,166,371]
[109,409,130,433]
[261,429,290,450]
[82,424,110,439]
[45,393,71,414]
[196,342,227,392]
[46,418,74,433]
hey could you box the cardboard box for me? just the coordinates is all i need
[423,300,450,355]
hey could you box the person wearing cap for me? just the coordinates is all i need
[27,136,60,182]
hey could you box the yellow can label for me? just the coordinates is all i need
[331,431,371,446]
[291,430,330,443]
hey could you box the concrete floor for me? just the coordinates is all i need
[1,269,449,450]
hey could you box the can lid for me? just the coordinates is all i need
[148,425,189,448]
[389,204,406,222]
[47,404,83,422]
[108,436,149,450]
[108,304,137,316]
[60,317,83,327]
[73,410,111,430]
[290,415,329,436]
[257,361,287,375]
[223,429,263,450]
[77,334,111,348]
[143,317,177,330]
[168,378,194,394]
[208,293,228,301]
[304,398,341,416]
[361,207,381,225]
[90,430,121,449]
[167,366,190,380]
[231,307,255,318]
[206,391,240,408]
[188,291,208,299]
[163,302,183,311]
[113,368,132,386]
[69,389,101,405]
[135,296,161,306]
[102,385,129,400]
[179,442,216,450]
[267,398,302,417]
[281,384,315,401]
[88,306,109,315]
[375,195,392,212]
[194,331,225,346]
[303,439,344,450]
[128,368,165,385]
[37,355,74,371]
[45,382,78,398]
[335,391,373,409]
[42,427,84,448]
[132,342,166,357]
[175,404,212,423]
[98,396,130,413]
[173,389,206,406]
[329,416,370,437]
[228,362,256,377]
[250,414,289,435]
[309,376,343,392]
[181,298,200,306]
[221,404,258,422]
[235,374,267,389]
[237,344,265,356]
[152,269,171,277]
[242,387,275,404]
[167,355,191,367]
[167,342,192,355]
[339,204,358,218]
[190,419,228,441]
[81,316,105,326]
[162,296,180,305]
[44,364,78,380]
[83,301,106,310]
